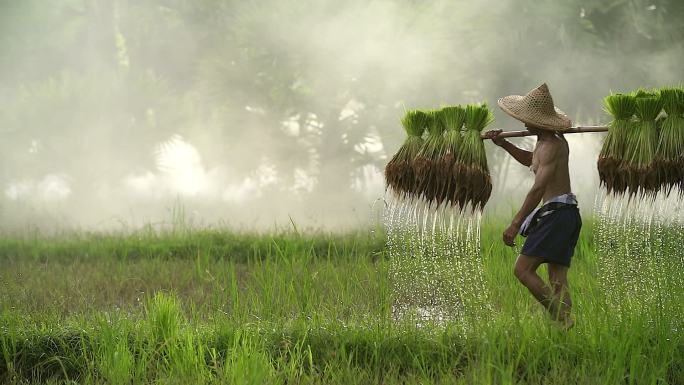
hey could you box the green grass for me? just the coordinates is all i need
[0,219,682,384]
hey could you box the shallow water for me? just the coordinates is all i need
[595,190,684,319]
[383,195,489,327]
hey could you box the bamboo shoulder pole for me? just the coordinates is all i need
[480,125,608,139]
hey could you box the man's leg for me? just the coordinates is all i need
[513,254,560,317]
[547,263,572,323]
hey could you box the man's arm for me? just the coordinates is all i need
[500,140,533,167]
[483,130,533,167]
[502,144,557,246]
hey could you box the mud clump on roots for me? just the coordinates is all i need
[414,159,442,205]
[385,160,415,199]
[437,153,457,205]
[598,156,617,192]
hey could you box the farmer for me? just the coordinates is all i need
[484,83,581,329]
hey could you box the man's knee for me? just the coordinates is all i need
[513,264,529,283]
[514,254,543,284]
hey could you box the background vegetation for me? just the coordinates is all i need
[1,0,683,229]
[1,220,682,384]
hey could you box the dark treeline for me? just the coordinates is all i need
[0,0,682,228]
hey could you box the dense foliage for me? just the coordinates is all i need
[1,0,683,211]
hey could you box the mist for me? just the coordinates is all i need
[1,0,682,232]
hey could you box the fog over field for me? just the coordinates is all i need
[1,0,682,231]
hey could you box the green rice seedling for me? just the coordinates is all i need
[219,331,274,384]
[436,106,466,205]
[623,91,663,195]
[146,292,183,343]
[384,110,427,199]
[94,315,134,385]
[413,110,448,205]
[656,87,684,192]
[598,93,636,194]
[453,104,494,209]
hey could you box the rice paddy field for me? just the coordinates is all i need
[1,206,683,385]
[4,1,684,384]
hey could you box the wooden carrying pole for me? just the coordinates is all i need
[480,125,608,139]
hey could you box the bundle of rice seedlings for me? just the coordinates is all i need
[656,87,684,192]
[598,93,636,193]
[413,110,447,205]
[453,104,494,209]
[622,91,663,195]
[384,110,427,199]
[436,106,466,205]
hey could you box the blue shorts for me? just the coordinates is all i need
[521,206,582,267]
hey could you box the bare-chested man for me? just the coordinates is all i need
[485,84,582,329]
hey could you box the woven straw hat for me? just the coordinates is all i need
[497,83,572,131]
